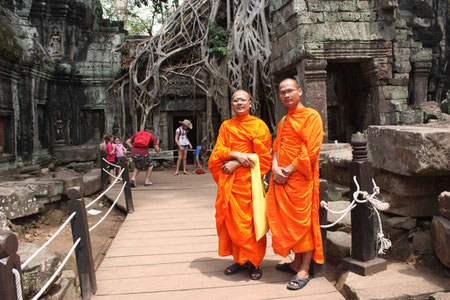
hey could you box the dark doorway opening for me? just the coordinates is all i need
[326,62,371,142]
[171,114,197,164]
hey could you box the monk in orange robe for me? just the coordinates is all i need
[266,78,324,290]
[208,90,272,280]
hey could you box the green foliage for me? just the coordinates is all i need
[207,23,231,56]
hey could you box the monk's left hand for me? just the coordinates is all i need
[221,160,240,174]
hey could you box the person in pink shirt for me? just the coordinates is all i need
[105,133,116,183]
[114,136,127,176]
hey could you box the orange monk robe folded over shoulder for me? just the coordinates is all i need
[208,115,272,268]
[267,107,325,264]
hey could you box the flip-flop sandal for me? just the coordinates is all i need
[144,182,153,186]
[130,179,136,187]
[287,275,310,290]
[224,263,248,275]
[249,263,262,280]
[276,263,297,275]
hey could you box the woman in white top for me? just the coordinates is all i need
[174,119,193,175]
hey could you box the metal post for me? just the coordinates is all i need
[67,187,97,299]
[120,156,134,213]
[100,150,108,190]
[342,132,387,276]
[310,179,328,277]
[0,230,23,300]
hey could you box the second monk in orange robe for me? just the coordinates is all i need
[208,90,272,280]
[267,78,324,290]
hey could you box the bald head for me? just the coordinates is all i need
[231,90,250,100]
[279,78,299,89]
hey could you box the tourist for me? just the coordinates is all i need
[193,144,208,174]
[125,125,160,187]
[208,90,272,280]
[104,133,116,183]
[174,119,193,175]
[113,136,127,176]
[266,78,325,290]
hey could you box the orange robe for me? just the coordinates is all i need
[208,115,272,268]
[266,107,325,264]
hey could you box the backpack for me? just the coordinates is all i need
[133,131,152,147]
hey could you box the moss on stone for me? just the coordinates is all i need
[0,23,23,60]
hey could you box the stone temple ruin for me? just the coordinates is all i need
[0,0,449,293]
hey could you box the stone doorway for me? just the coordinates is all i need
[326,62,371,142]
[170,113,198,163]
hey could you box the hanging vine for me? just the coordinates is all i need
[109,0,275,147]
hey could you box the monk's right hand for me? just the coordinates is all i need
[221,160,240,174]
[272,166,288,184]
[230,152,254,167]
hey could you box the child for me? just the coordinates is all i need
[104,133,116,183]
[193,144,208,174]
[174,119,193,175]
[114,136,127,176]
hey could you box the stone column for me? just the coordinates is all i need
[297,59,328,141]
[412,61,432,104]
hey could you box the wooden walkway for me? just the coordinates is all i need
[94,170,343,299]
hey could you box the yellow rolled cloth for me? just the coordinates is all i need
[249,153,269,241]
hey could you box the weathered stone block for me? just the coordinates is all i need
[438,192,450,219]
[327,201,352,226]
[73,161,94,172]
[431,216,450,268]
[0,187,38,219]
[53,144,98,164]
[400,108,423,124]
[367,125,450,176]
[386,216,417,230]
[327,231,351,264]
[41,171,84,194]
[340,12,361,21]
[83,168,101,196]
[359,11,377,21]
[381,192,438,217]
[382,85,408,100]
[411,230,434,255]
[338,0,357,11]
[388,73,409,86]
[18,242,59,300]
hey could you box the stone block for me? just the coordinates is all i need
[388,73,409,86]
[430,292,450,300]
[338,0,357,11]
[357,0,374,10]
[359,11,377,21]
[53,144,98,164]
[306,0,327,12]
[50,270,78,300]
[327,201,352,227]
[439,99,449,114]
[386,216,416,230]
[41,171,84,195]
[411,48,433,62]
[83,168,101,196]
[393,59,412,73]
[327,231,351,264]
[401,108,424,124]
[340,12,361,21]
[321,163,350,186]
[0,211,7,230]
[367,125,450,176]
[19,164,41,175]
[382,85,408,100]
[73,161,94,172]
[18,242,59,300]
[411,230,434,255]
[0,187,38,219]
[432,216,450,268]
[327,182,350,202]
[438,192,450,219]
[342,257,387,276]
[380,192,438,217]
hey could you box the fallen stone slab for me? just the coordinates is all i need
[82,168,101,196]
[411,230,434,255]
[438,191,450,219]
[40,171,83,195]
[432,216,450,268]
[53,144,98,164]
[0,187,38,219]
[380,192,439,217]
[386,216,416,231]
[18,242,59,300]
[340,262,449,299]
[1,179,64,204]
[326,230,351,265]
[326,201,352,227]
[367,124,450,176]
[48,270,78,300]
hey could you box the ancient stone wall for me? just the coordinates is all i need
[0,0,125,173]
[270,0,448,142]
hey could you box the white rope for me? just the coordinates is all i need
[320,176,392,254]
[32,238,81,300]
[21,212,77,269]
[102,157,121,168]
[12,268,23,300]
[86,168,125,209]
[89,181,127,232]
[102,168,121,180]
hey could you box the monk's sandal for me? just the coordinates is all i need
[224,263,247,275]
[287,275,310,290]
[249,263,262,280]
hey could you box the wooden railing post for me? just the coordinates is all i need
[0,230,23,300]
[119,156,134,214]
[310,179,328,278]
[67,187,97,299]
[342,132,387,276]
[100,150,108,190]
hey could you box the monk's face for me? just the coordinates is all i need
[279,79,302,109]
[231,90,252,116]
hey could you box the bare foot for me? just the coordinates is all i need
[183,171,189,175]
[174,172,179,176]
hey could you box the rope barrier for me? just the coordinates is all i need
[102,168,122,180]
[32,238,81,300]
[12,268,23,300]
[102,157,121,169]
[21,212,77,269]
[320,176,392,254]
[86,168,125,209]
[89,181,127,232]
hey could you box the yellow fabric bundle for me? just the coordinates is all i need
[249,153,269,241]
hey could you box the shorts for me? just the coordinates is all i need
[131,154,154,171]
[179,145,189,150]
